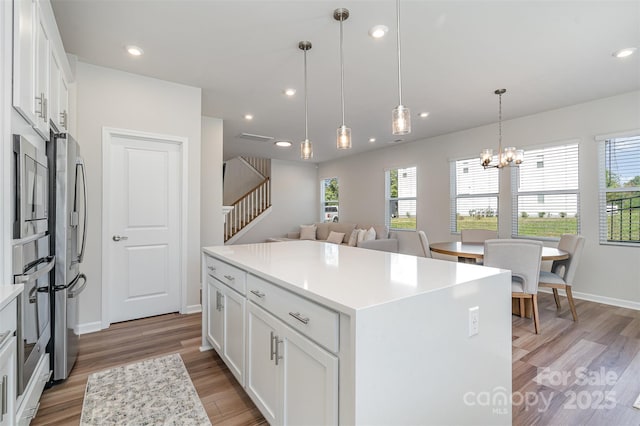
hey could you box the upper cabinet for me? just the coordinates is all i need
[13,0,72,139]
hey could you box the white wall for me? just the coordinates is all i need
[201,116,224,248]
[233,159,318,244]
[319,91,640,306]
[75,62,202,326]
[223,157,264,205]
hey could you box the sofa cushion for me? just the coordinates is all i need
[357,224,389,239]
[347,229,359,247]
[363,227,376,241]
[315,222,330,241]
[329,223,356,243]
[356,228,367,244]
[300,224,317,240]
[327,231,346,244]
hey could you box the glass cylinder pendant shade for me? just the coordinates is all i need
[480,149,493,167]
[514,149,524,164]
[503,146,516,163]
[392,105,411,135]
[301,139,313,160]
[337,125,352,149]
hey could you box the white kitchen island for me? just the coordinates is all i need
[201,241,512,425]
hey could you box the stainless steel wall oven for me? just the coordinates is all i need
[13,135,49,239]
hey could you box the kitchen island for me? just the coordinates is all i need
[201,241,512,425]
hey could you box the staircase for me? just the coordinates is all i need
[224,157,272,243]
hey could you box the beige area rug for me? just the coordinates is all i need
[80,353,211,425]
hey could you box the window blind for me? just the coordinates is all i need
[598,135,640,244]
[450,158,499,233]
[511,142,579,238]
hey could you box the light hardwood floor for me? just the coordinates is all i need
[33,292,640,425]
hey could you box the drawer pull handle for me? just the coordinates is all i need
[1,374,7,421]
[208,266,216,272]
[224,274,235,281]
[289,312,310,325]
[250,290,265,299]
[274,335,283,366]
[270,331,275,360]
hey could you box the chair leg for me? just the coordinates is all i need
[532,294,540,334]
[519,298,525,318]
[552,288,561,309]
[566,286,578,322]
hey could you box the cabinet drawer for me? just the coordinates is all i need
[0,298,17,334]
[247,274,339,353]
[205,256,246,295]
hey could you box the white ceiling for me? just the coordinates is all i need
[51,0,640,163]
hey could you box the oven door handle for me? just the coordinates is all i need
[68,273,88,298]
[14,256,55,284]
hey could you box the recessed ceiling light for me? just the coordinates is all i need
[369,138,376,143]
[369,25,389,39]
[284,88,296,96]
[126,45,144,56]
[419,112,430,118]
[274,140,292,148]
[244,114,254,120]
[613,47,637,58]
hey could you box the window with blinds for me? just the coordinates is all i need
[450,158,499,233]
[598,135,640,245]
[511,142,580,238]
[386,166,417,230]
[320,177,339,223]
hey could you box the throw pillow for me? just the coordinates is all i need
[347,229,359,247]
[356,228,367,244]
[327,231,345,244]
[363,226,377,242]
[299,224,317,240]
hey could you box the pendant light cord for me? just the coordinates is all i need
[304,48,309,140]
[396,0,403,106]
[340,16,345,126]
[498,91,502,153]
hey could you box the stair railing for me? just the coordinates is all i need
[225,177,271,241]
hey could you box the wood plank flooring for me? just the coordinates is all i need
[32,293,640,425]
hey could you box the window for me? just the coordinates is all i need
[386,166,416,230]
[598,135,640,244]
[450,158,498,233]
[511,142,579,238]
[320,177,339,223]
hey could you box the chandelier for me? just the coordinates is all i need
[480,89,523,169]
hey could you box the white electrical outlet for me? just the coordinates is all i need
[633,392,640,410]
[468,306,479,337]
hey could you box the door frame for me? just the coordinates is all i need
[101,127,189,329]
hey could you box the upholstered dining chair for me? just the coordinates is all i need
[484,239,543,334]
[417,231,432,258]
[461,229,498,264]
[539,234,585,322]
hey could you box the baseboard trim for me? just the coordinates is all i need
[538,288,640,311]
[184,304,202,314]
[199,345,213,352]
[77,321,103,335]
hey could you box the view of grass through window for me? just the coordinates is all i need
[321,177,339,223]
[387,167,417,230]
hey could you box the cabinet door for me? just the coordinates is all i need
[0,336,16,426]
[281,327,338,426]
[246,303,279,425]
[206,278,223,353]
[12,0,38,126]
[33,1,50,139]
[222,288,245,385]
[58,74,69,132]
[49,50,60,131]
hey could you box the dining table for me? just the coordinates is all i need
[429,241,570,318]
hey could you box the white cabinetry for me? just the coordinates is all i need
[246,302,338,426]
[204,258,246,385]
[48,50,68,132]
[0,297,18,426]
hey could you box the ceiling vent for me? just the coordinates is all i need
[239,133,274,142]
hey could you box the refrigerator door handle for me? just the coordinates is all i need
[76,158,88,264]
[14,256,55,284]
[68,273,88,298]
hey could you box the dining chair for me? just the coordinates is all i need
[417,231,432,258]
[484,239,543,334]
[461,229,498,264]
[539,234,585,321]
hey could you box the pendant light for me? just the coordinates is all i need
[299,41,313,160]
[392,0,410,135]
[480,89,524,169]
[334,8,351,150]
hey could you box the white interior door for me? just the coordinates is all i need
[107,134,181,323]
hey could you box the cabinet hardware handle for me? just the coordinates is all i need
[35,94,44,118]
[216,291,221,311]
[1,374,7,421]
[270,331,275,361]
[274,336,283,366]
[250,290,265,299]
[224,274,235,281]
[43,97,48,121]
[60,111,66,128]
[289,312,310,325]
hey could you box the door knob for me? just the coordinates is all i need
[112,235,128,242]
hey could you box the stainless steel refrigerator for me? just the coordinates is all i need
[49,132,88,382]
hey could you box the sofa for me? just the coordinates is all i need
[270,222,399,253]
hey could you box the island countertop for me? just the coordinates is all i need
[203,240,508,314]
